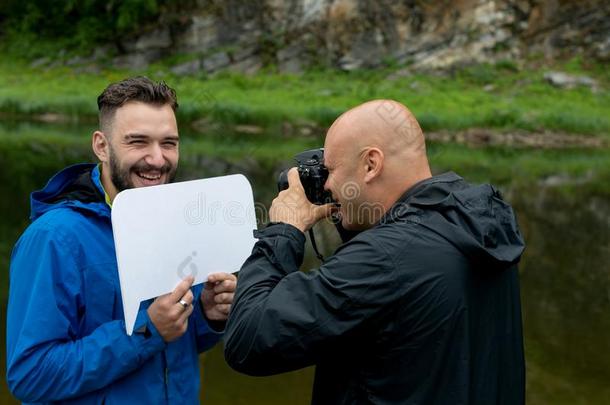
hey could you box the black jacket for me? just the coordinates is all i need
[225,172,525,404]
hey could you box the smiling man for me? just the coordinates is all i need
[6,77,236,404]
[94,87,180,192]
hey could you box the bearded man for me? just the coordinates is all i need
[6,77,236,404]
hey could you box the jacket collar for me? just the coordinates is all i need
[30,163,110,221]
[380,172,463,223]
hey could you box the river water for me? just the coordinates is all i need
[1,121,608,404]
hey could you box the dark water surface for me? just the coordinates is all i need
[1,121,609,404]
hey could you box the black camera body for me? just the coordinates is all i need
[277,148,334,205]
[278,148,360,249]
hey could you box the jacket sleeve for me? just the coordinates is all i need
[6,224,167,402]
[224,223,398,376]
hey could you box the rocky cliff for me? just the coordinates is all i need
[68,0,610,73]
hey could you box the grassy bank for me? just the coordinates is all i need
[1,57,609,135]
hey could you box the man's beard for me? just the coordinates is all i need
[108,146,176,192]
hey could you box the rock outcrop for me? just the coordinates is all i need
[107,0,610,72]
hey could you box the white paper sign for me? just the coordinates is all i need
[111,174,258,335]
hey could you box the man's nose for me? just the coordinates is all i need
[145,143,165,167]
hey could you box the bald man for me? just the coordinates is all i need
[225,100,525,404]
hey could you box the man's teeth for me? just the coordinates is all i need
[138,173,161,180]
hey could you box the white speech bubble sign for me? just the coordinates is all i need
[111,174,258,335]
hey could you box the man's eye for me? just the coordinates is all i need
[163,141,178,147]
[129,140,146,145]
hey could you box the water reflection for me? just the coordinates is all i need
[514,190,610,404]
[1,121,609,404]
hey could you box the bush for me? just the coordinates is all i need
[0,0,174,55]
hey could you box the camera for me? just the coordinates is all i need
[277,148,334,205]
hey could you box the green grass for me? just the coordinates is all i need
[0,57,609,135]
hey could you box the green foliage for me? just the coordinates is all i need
[116,0,159,31]
[456,63,498,85]
[494,59,520,72]
[0,0,171,56]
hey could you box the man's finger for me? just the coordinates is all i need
[214,304,231,315]
[178,289,194,307]
[170,276,195,301]
[287,167,303,189]
[177,302,194,324]
[213,279,237,293]
[314,203,336,220]
[207,272,234,284]
[214,292,234,304]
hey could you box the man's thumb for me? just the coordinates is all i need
[314,203,336,220]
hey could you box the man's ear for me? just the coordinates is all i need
[92,131,109,162]
[363,147,383,183]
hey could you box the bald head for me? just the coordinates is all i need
[326,99,429,177]
[323,100,432,229]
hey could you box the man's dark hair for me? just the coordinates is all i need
[97,76,178,132]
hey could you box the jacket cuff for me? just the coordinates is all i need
[133,308,166,353]
[253,222,306,274]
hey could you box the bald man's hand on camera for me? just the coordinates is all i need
[270,167,335,233]
[147,276,195,342]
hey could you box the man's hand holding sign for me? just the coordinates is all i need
[149,272,236,342]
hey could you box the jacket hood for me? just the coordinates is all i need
[30,163,109,221]
[383,172,525,269]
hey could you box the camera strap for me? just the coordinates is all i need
[308,228,325,262]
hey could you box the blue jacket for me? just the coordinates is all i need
[6,164,222,404]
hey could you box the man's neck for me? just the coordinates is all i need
[99,164,118,204]
[380,167,433,213]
